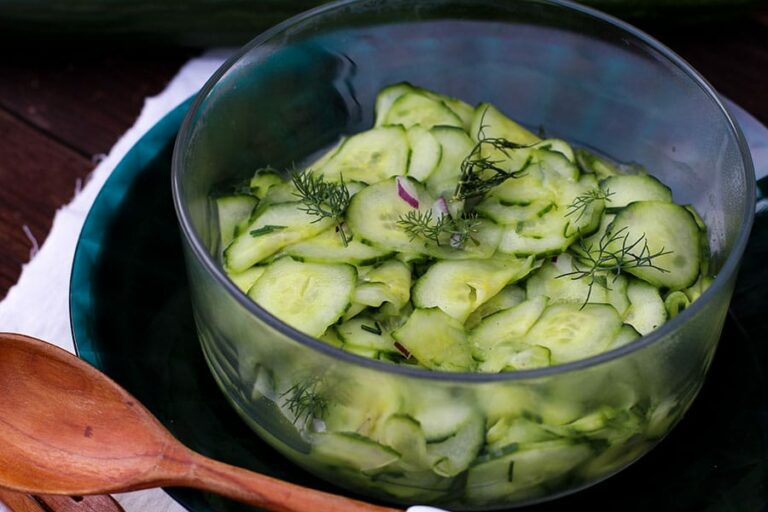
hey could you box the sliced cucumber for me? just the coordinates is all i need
[413,257,536,323]
[525,303,623,364]
[575,147,621,179]
[470,103,540,145]
[406,125,442,182]
[284,227,391,265]
[337,316,398,354]
[225,202,333,272]
[427,413,485,477]
[227,265,266,293]
[391,308,475,372]
[466,440,591,503]
[465,285,526,329]
[381,414,428,470]
[600,174,673,211]
[426,126,476,199]
[624,278,667,335]
[353,259,412,310]
[470,297,548,359]
[310,432,400,472]
[477,343,552,373]
[607,201,701,290]
[346,177,434,254]
[610,324,641,349]
[384,92,464,130]
[216,194,258,248]
[374,82,415,127]
[314,126,409,184]
[248,257,356,337]
[249,169,284,199]
[664,290,691,318]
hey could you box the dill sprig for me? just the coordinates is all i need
[280,377,328,429]
[291,169,351,246]
[454,137,532,200]
[397,210,481,249]
[566,188,615,222]
[557,226,672,307]
[454,111,533,201]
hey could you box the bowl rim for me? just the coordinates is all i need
[171,0,756,383]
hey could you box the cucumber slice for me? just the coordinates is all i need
[470,103,540,145]
[346,177,434,254]
[427,413,485,477]
[525,253,628,315]
[466,440,591,503]
[600,174,673,211]
[337,316,398,354]
[624,278,667,335]
[477,343,552,373]
[575,147,621,179]
[225,202,333,272]
[284,227,392,266]
[391,308,475,372]
[216,194,258,248]
[413,257,536,323]
[476,197,557,225]
[470,297,548,358]
[248,257,356,337]
[426,125,476,199]
[465,285,526,329]
[353,260,411,310]
[532,138,575,163]
[318,326,344,348]
[607,201,701,290]
[422,218,502,261]
[314,126,409,184]
[228,265,267,293]
[381,414,429,470]
[310,432,400,472]
[406,125,442,182]
[664,290,690,318]
[525,303,623,364]
[404,389,477,442]
[486,417,559,455]
[384,92,464,129]
[374,82,415,127]
[610,324,641,348]
[249,169,284,199]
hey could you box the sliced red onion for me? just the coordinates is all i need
[432,196,449,220]
[396,176,419,208]
[394,341,412,359]
[449,233,463,249]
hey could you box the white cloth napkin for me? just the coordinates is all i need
[0,44,763,511]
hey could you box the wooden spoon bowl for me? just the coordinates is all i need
[0,333,401,512]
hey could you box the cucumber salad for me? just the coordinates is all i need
[217,83,712,373]
[212,83,715,507]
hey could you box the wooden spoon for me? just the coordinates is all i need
[0,333,405,512]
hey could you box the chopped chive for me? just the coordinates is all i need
[394,341,411,359]
[361,322,382,335]
[250,225,286,237]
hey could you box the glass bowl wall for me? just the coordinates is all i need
[172,0,754,508]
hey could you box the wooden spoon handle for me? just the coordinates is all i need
[173,449,403,512]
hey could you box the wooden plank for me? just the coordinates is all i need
[37,495,125,512]
[0,489,46,512]
[0,48,193,157]
[0,108,91,297]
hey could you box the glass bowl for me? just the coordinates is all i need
[171,0,755,509]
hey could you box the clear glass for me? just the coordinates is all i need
[172,0,755,509]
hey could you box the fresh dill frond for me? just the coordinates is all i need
[280,377,328,429]
[397,210,481,249]
[556,226,672,307]
[250,225,286,237]
[454,137,532,200]
[565,188,614,223]
[291,169,351,246]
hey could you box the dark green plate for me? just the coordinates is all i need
[70,98,768,512]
